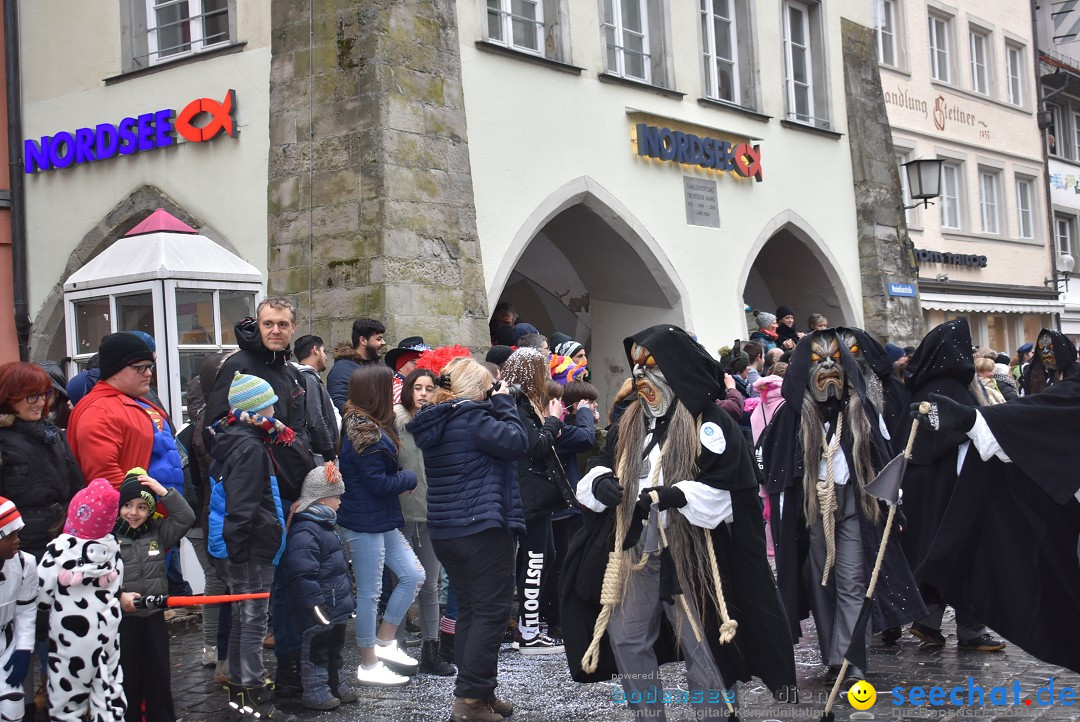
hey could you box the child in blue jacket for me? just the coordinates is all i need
[283,466,357,710]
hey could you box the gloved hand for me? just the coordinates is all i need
[636,485,687,512]
[312,605,331,626]
[910,393,976,433]
[4,649,29,687]
[591,472,624,507]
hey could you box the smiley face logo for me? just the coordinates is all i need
[848,680,877,710]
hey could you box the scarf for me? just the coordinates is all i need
[222,409,297,444]
[759,327,779,341]
[114,515,156,540]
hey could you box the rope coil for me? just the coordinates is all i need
[817,412,844,586]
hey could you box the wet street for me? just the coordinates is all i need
[168,609,1080,721]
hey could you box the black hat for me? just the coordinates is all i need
[99,333,154,381]
[775,305,795,319]
[485,345,513,366]
[118,470,157,516]
[385,337,431,373]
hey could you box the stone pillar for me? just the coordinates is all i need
[267,0,490,349]
[841,18,923,345]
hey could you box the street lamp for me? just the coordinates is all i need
[1045,252,1076,292]
[901,158,945,209]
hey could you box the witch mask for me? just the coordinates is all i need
[630,342,674,418]
[807,330,846,403]
[1037,332,1057,373]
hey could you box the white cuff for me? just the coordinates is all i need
[577,466,613,513]
[672,480,733,529]
[966,412,1011,463]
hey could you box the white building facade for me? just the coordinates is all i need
[879,0,1059,353]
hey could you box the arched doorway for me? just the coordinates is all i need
[741,213,858,334]
[490,178,687,408]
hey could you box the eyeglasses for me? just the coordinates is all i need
[25,390,53,404]
[129,363,156,375]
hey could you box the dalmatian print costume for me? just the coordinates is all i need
[38,534,125,722]
[0,550,37,722]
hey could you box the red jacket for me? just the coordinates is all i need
[67,382,169,490]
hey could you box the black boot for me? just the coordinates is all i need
[250,683,300,721]
[439,629,456,663]
[420,639,456,676]
[273,652,302,698]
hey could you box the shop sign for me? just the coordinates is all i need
[24,90,237,174]
[914,248,988,268]
[635,123,763,182]
[888,282,917,297]
[683,177,719,228]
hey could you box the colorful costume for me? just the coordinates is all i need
[37,479,125,722]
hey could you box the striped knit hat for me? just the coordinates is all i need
[228,372,278,413]
[0,497,23,539]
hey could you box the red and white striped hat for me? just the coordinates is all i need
[0,497,24,539]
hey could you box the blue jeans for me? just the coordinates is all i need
[340,527,424,648]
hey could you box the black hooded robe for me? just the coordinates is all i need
[918,374,1080,673]
[838,327,910,452]
[762,334,926,642]
[1019,329,1077,396]
[896,319,981,592]
[561,325,796,695]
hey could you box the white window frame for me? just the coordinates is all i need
[146,0,230,66]
[875,0,899,67]
[604,0,652,83]
[701,0,739,103]
[783,0,814,124]
[969,28,990,95]
[1006,43,1024,106]
[940,161,962,230]
[897,150,919,227]
[1015,177,1034,240]
[929,13,952,83]
[978,169,1000,234]
[486,0,545,56]
[1057,215,1075,259]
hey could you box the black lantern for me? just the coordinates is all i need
[901,158,945,209]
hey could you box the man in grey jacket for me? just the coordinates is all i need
[293,335,340,462]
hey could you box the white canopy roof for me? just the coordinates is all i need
[64,231,262,291]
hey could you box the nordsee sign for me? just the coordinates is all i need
[24,90,237,174]
[888,283,917,297]
[635,124,763,182]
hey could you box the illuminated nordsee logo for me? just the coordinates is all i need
[635,123,763,182]
[24,90,237,174]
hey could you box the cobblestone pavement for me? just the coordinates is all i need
[167,608,1080,722]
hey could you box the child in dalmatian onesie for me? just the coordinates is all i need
[0,497,38,722]
[37,478,125,722]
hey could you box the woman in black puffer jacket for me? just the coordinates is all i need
[0,362,84,560]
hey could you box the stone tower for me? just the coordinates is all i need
[267,0,490,348]
[841,18,924,345]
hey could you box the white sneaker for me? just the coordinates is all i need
[201,646,217,667]
[355,661,410,687]
[374,641,419,673]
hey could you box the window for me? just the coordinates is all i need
[146,0,230,65]
[929,14,952,83]
[701,0,737,102]
[1058,215,1075,258]
[1047,103,1063,157]
[486,0,544,55]
[897,151,918,226]
[783,0,828,126]
[875,0,899,67]
[1006,43,1024,106]
[978,170,999,234]
[1073,112,1080,163]
[1016,178,1034,240]
[699,0,756,107]
[940,161,962,230]
[969,28,989,95]
[604,0,651,82]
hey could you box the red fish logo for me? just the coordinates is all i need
[175,90,237,143]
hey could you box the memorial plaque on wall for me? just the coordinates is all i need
[683,176,719,228]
